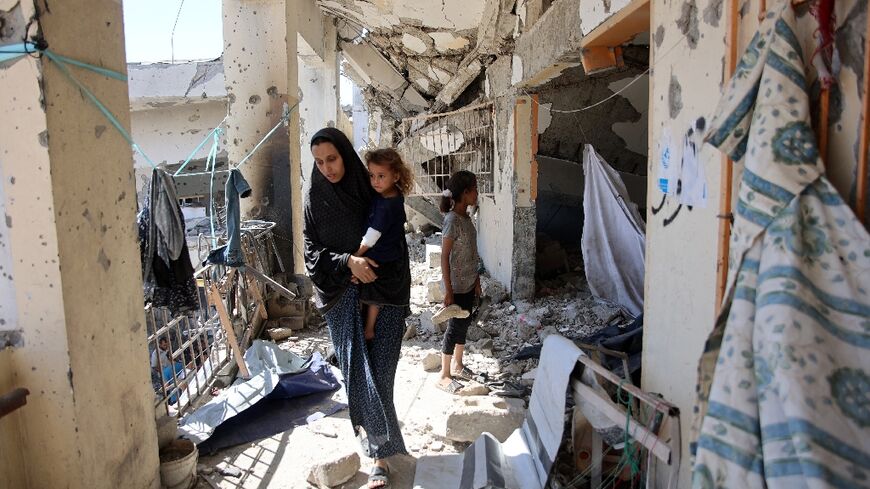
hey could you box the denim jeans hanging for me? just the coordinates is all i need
[205,168,251,267]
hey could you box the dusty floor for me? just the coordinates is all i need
[193,234,621,488]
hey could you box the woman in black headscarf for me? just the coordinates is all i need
[304,128,409,488]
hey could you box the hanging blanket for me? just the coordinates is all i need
[693,3,870,488]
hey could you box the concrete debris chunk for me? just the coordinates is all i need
[306,451,360,488]
[422,352,442,371]
[426,279,445,303]
[425,244,442,268]
[444,397,525,442]
[458,382,490,396]
[465,324,490,342]
[267,327,296,341]
[420,310,443,334]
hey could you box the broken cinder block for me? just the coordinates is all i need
[444,397,525,442]
[306,451,360,488]
[426,279,445,303]
[425,244,442,269]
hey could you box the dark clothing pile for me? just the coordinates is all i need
[138,168,199,317]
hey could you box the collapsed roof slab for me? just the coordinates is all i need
[340,40,407,92]
[512,0,584,87]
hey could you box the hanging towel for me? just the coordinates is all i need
[581,144,646,316]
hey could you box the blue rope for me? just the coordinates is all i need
[207,130,220,247]
[0,42,32,63]
[174,116,228,176]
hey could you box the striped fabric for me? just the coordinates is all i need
[692,2,870,488]
[413,336,584,489]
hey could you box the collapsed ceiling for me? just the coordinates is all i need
[316,0,519,123]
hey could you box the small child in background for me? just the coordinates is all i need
[354,148,413,341]
[435,170,481,394]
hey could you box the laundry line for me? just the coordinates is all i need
[0,41,297,179]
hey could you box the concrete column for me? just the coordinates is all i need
[222,0,293,268]
[298,14,340,195]
[352,83,370,151]
[0,1,159,488]
[286,2,305,275]
[511,96,538,299]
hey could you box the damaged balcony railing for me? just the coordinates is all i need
[147,220,283,416]
[400,102,495,197]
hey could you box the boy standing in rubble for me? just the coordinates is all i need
[436,170,481,394]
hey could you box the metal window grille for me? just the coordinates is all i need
[400,102,495,197]
[147,221,283,416]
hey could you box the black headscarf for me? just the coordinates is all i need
[303,128,376,311]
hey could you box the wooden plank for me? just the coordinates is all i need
[245,271,269,321]
[667,414,681,489]
[208,284,250,378]
[856,6,870,223]
[578,355,679,415]
[572,380,672,463]
[591,429,603,488]
[579,0,650,49]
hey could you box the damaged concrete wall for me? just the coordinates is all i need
[643,0,867,486]
[223,0,294,268]
[130,102,228,196]
[534,54,649,244]
[0,1,159,487]
[478,56,518,290]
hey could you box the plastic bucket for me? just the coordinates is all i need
[159,439,198,489]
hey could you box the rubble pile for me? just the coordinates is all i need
[404,238,627,387]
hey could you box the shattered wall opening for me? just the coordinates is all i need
[532,42,649,281]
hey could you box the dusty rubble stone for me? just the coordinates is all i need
[403,321,418,340]
[521,367,538,386]
[306,451,360,488]
[458,382,490,396]
[445,397,526,442]
[425,244,442,268]
[592,303,621,324]
[482,276,509,304]
[426,279,444,303]
[420,311,443,334]
[430,440,445,452]
[466,324,490,342]
[422,352,442,371]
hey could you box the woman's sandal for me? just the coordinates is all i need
[453,366,477,381]
[436,378,464,394]
[368,465,390,488]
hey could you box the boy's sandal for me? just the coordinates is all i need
[368,465,390,488]
[436,379,464,394]
[453,366,476,381]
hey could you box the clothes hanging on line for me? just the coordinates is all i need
[138,168,199,316]
[205,168,252,268]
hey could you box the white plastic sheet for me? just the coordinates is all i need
[413,335,584,489]
[178,340,309,444]
[581,144,646,317]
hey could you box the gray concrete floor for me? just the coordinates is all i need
[195,332,498,489]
